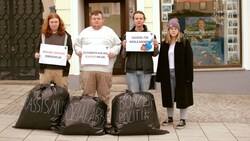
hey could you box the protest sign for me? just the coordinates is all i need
[81,45,109,65]
[126,32,154,52]
[39,44,68,66]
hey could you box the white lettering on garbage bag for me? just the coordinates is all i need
[24,97,67,115]
[117,94,153,124]
[62,102,105,127]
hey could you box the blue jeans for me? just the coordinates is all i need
[126,71,151,93]
[167,69,188,119]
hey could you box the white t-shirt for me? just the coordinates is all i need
[168,43,175,69]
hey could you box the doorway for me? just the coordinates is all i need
[0,0,43,80]
[83,0,136,75]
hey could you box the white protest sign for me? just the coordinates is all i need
[81,45,109,65]
[126,32,154,52]
[39,44,68,66]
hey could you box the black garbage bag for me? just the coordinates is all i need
[52,96,107,135]
[108,92,169,135]
[14,83,69,130]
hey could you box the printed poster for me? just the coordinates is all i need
[184,17,224,66]
[126,32,154,52]
[39,44,68,66]
[81,45,109,65]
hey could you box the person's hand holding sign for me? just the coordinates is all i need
[153,39,159,48]
[76,50,82,57]
[34,52,40,59]
[67,54,71,60]
[108,52,115,59]
[122,40,127,48]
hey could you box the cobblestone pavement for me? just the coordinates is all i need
[1,86,250,124]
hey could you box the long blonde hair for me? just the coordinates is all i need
[164,30,183,44]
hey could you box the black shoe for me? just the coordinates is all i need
[162,117,173,126]
[176,119,186,129]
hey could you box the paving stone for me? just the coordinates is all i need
[0,84,249,141]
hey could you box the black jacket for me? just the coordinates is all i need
[155,39,194,108]
[36,32,73,76]
[121,25,158,74]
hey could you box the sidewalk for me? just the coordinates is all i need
[0,84,250,141]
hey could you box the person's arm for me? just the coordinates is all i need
[74,33,83,57]
[34,35,42,59]
[66,33,73,60]
[152,35,159,57]
[153,39,159,57]
[121,33,127,58]
[109,36,121,59]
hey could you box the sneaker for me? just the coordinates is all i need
[162,117,173,126]
[176,119,186,129]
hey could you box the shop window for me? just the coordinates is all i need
[200,2,207,10]
[160,0,241,67]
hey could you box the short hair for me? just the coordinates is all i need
[197,18,205,24]
[91,10,103,17]
[41,13,65,36]
[132,10,146,20]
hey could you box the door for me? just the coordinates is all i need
[0,0,43,80]
[83,0,136,75]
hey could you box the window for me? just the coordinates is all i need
[200,2,207,10]
[184,2,190,10]
[160,0,241,67]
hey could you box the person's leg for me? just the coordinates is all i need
[169,68,176,116]
[167,108,174,118]
[162,69,176,126]
[180,108,188,120]
[40,69,52,84]
[39,73,45,84]
[137,71,151,92]
[162,107,174,126]
[62,76,68,90]
[126,72,140,93]
[96,71,112,126]
[52,69,63,88]
[176,108,188,129]
[96,72,112,106]
[81,71,96,97]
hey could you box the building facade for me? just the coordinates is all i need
[56,0,250,90]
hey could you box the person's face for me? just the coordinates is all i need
[91,13,104,30]
[198,20,205,29]
[133,13,145,27]
[169,27,179,37]
[49,18,59,32]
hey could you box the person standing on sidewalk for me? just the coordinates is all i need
[74,10,121,126]
[155,18,194,129]
[35,13,73,90]
[121,11,159,93]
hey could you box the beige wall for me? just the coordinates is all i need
[41,0,55,19]
[55,0,72,35]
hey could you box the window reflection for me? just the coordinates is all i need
[160,0,241,66]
